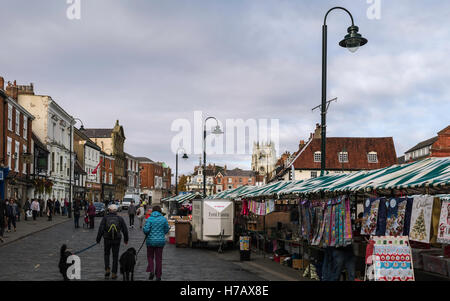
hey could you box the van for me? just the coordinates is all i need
[121,194,140,209]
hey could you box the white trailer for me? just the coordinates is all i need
[191,199,234,250]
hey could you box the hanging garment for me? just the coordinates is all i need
[329,203,337,247]
[376,197,388,236]
[338,200,346,247]
[403,197,414,236]
[344,198,353,245]
[322,206,332,247]
[361,198,381,236]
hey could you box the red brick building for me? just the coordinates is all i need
[138,157,171,203]
[0,78,34,204]
[275,124,397,181]
[404,125,450,162]
[216,168,256,192]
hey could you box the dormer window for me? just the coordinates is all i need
[338,152,349,163]
[314,151,321,163]
[368,151,378,163]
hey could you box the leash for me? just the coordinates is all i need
[135,233,149,265]
[73,243,98,255]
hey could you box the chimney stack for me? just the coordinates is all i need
[0,76,4,90]
[313,123,322,139]
[299,140,305,150]
[6,80,19,101]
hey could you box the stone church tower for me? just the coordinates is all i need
[251,141,277,177]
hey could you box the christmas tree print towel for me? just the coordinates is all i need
[409,195,433,243]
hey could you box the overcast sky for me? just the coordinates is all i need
[1,0,449,176]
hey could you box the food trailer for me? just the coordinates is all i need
[191,199,234,250]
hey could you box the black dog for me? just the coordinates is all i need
[119,247,136,281]
[59,244,74,281]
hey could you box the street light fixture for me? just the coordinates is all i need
[175,147,189,196]
[320,7,367,176]
[203,116,223,198]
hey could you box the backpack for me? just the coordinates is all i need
[104,215,121,240]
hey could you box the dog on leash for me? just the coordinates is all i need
[59,244,74,281]
[119,247,136,281]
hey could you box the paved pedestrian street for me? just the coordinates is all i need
[0,213,269,281]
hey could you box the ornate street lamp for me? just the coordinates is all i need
[320,7,367,176]
[203,117,223,198]
[175,147,189,196]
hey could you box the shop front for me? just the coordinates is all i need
[86,182,102,202]
[103,184,115,202]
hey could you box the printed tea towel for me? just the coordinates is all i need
[409,195,433,243]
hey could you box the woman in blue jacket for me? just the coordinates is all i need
[143,205,169,281]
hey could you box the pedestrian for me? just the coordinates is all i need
[24,199,31,221]
[61,199,66,216]
[73,200,81,229]
[39,199,44,217]
[31,199,40,221]
[128,201,136,228]
[6,199,18,232]
[330,245,356,281]
[143,205,169,281]
[136,205,145,229]
[87,201,96,229]
[67,199,72,218]
[96,204,129,280]
[55,199,60,215]
[47,199,54,221]
[0,199,6,242]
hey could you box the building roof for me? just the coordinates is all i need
[405,136,438,154]
[291,137,397,171]
[82,128,113,138]
[221,168,255,177]
[136,157,154,163]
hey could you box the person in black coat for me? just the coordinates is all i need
[0,200,6,242]
[47,199,54,221]
[96,205,129,280]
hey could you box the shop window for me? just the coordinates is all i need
[311,171,318,178]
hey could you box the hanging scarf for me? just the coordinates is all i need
[329,202,337,247]
[344,197,353,245]
[323,204,331,247]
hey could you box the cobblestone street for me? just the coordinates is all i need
[0,213,267,281]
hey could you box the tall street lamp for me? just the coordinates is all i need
[203,117,223,198]
[175,147,188,196]
[320,7,367,176]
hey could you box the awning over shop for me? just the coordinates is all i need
[162,192,201,203]
[205,157,450,199]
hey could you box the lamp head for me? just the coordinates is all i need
[339,25,368,53]
[182,153,189,159]
[212,125,223,135]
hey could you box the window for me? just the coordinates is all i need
[52,152,55,172]
[23,117,28,139]
[23,145,27,174]
[15,110,20,136]
[109,173,113,184]
[15,141,20,172]
[338,152,349,163]
[7,138,12,167]
[248,178,252,183]
[217,178,221,184]
[367,152,378,163]
[60,156,63,172]
[228,178,232,184]
[239,178,243,183]
[228,185,233,189]
[311,171,318,178]
[314,151,321,163]
[7,104,12,131]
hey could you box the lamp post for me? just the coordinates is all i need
[203,117,223,198]
[320,7,367,176]
[175,148,188,196]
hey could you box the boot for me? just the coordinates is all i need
[111,273,117,280]
[105,268,111,279]
[149,273,154,280]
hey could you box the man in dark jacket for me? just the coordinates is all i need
[96,204,128,280]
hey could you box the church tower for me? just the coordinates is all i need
[252,141,277,177]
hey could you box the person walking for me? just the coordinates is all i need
[55,199,61,215]
[143,205,169,281]
[31,199,40,221]
[0,200,6,242]
[61,199,66,216]
[24,199,31,221]
[96,204,128,280]
[16,201,22,222]
[87,201,96,229]
[73,200,81,229]
[39,199,44,217]
[128,201,136,228]
[47,199,54,221]
[6,199,18,232]
[136,205,145,229]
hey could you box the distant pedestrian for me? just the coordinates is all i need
[24,199,31,221]
[73,200,81,229]
[136,205,145,229]
[55,199,61,215]
[96,204,129,280]
[6,199,18,232]
[47,199,54,221]
[0,200,6,242]
[31,199,40,221]
[16,201,21,222]
[143,205,169,281]
[67,200,72,218]
[128,201,136,228]
[61,199,66,216]
[39,199,44,217]
[87,201,96,229]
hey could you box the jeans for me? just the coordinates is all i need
[104,240,120,274]
[321,247,334,281]
[330,247,356,281]
[8,216,16,230]
[146,246,164,279]
[129,214,135,226]
[89,215,95,229]
[32,210,38,221]
[74,214,80,228]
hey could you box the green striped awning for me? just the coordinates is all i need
[162,192,201,203]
